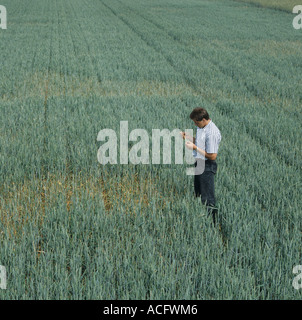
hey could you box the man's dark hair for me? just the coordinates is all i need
[190,108,210,121]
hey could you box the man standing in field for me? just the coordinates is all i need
[181,108,221,225]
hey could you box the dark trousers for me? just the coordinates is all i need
[194,159,218,224]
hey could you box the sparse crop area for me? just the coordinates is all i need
[235,0,298,12]
[0,0,301,299]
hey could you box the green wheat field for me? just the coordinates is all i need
[0,0,301,299]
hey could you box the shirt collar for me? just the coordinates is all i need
[202,120,212,129]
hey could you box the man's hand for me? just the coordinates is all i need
[180,131,194,142]
[186,141,212,159]
[180,131,186,140]
[184,135,217,159]
[185,141,196,150]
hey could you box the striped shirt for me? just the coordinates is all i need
[193,120,221,160]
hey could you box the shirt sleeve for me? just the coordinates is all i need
[206,130,221,154]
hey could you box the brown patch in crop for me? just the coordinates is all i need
[0,170,168,241]
[0,179,44,239]
[99,171,164,214]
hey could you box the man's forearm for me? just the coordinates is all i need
[194,146,205,157]
[194,146,217,160]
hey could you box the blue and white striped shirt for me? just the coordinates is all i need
[193,120,221,160]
